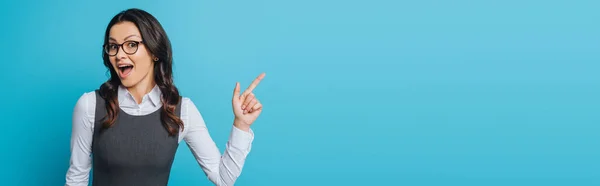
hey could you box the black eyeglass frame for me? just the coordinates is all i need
[103,40,144,56]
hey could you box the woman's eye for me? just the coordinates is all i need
[109,44,118,50]
[127,42,138,48]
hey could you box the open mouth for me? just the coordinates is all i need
[118,64,134,78]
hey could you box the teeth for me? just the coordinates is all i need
[118,64,133,73]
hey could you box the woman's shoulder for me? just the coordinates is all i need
[73,90,97,116]
[179,96,204,116]
[180,96,192,104]
[79,90,97,103]
[179,96,193,111]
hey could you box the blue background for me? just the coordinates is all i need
[1,0,598,185]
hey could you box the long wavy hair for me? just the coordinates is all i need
[98,8,183,136]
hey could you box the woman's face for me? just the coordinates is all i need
[107,21,155,88]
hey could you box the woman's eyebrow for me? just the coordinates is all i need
[108,34,141,42]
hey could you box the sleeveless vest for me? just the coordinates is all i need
[91,90,181,186]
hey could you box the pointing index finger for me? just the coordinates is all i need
[233,82,241,99]
[244,72,266,94]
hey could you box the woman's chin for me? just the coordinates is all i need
[120,79,136,87]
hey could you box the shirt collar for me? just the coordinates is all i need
[117,84,162,107]
[148,85,162,106]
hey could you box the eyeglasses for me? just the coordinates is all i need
[104,40,144,56]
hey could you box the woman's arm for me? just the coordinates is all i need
[182,98,254,186]
[65,92,95,186]
[184,73,265,185]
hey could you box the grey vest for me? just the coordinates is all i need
[92,90,181,186]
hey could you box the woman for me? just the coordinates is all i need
[65,8,265,186]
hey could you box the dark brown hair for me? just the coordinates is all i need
[98,8,183,136]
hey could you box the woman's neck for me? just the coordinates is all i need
[127,75,156,105]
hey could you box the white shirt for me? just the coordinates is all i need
[65,85,254,186]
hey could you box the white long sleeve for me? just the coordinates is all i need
[65,85,254,186]
[181,97,254,186]
[65,92,95,186]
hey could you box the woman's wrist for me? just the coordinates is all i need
[233,119,251,132]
